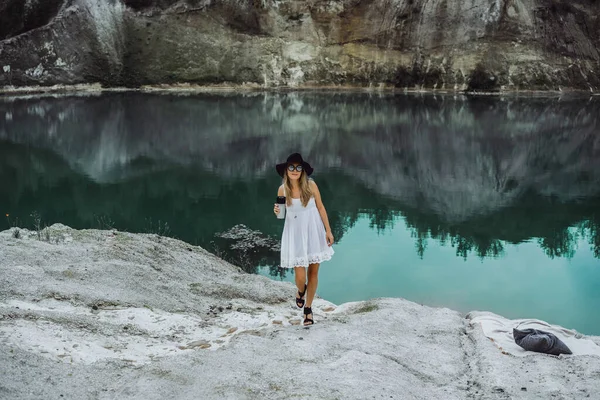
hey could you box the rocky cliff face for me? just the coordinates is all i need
[1,0,599,91]
[0,0,125,86]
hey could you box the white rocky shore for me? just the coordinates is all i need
[1,225,599,400]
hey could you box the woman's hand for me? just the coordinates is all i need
[326,231,334,246]
[274,204,280,216]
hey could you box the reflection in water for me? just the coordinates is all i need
[403,194,600,260]
[1,92,600,270]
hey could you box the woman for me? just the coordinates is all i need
[273,153,334,326]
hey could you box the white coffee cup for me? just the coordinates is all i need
[276,196,286,219]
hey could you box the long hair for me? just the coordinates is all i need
[283,170,313,207]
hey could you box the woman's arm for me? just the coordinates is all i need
[310,181,334,246]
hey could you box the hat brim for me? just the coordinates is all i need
[276,162,313,177]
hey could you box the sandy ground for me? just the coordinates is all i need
[1,224,599,399]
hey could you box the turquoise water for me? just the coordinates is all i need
[1,92,599,334]
[261,216,600,335]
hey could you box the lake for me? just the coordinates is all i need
[1,91,599,334]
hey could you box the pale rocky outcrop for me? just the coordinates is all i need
[1,224,600,399]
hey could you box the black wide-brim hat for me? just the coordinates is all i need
[276,153,314,177]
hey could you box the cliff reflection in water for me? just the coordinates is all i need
[1,92,599,273]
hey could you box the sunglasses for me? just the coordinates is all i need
[287,164,303,172]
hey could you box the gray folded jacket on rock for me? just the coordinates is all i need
[513,328,573,356]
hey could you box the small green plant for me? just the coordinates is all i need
[355,302,379,314]
[234,250,253,272]
[62,269,76,279]
[210,241,254,273]
[6,213,22,239]
[6,213,21,228]
[145,218,171,237]
[95,215,115,230]
[30,211,42,240]
[210,241,226,259]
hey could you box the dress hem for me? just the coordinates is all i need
[279,252,334,269]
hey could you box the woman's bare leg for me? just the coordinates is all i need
[303,263,320,325]
[294,266,307,302]
[305,263,320,308]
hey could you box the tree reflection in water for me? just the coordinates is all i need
[1,92,600,276]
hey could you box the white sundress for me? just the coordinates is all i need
[280,187,335,269]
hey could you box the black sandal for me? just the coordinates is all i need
[295,284,307,308]
[303,306,314,326]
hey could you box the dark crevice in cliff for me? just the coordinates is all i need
[207,3,266,35]
[123,0,199,11]
[0,0,67,40]
[467,64,500,92]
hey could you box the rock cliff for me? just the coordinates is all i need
[1,0,599,91]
